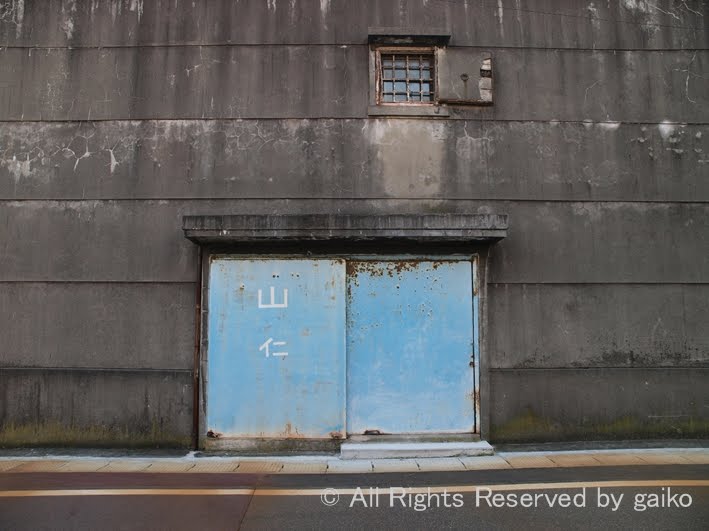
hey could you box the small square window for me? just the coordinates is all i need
[367,29,451,117]
[376,49,436,105]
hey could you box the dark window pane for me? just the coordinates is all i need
[383,82,393,92]
[395,93,408,102]
[395,59,406,68]
[422,93,434,101]
[382,58,393,68]
[383,94,394,102]
[394,81,406,92]
[395,69,406,79]
[383,69,393,79]
[421,82,431,93]
[410,82,420,92]
[422,70,430,80]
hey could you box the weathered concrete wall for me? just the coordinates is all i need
[1,200,706,282]
[1,47,707,121]
[490,368,709,441]
[1,0,706,49]
[0,0,707,445]
[489,284,709,368]
[1,283,195,368]
[0,368,192,447]
[2,121,708,200]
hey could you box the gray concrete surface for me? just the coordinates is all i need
[1,0,706,50]
[0,369,192,447]
[0,282,195,369]
[2,121,707,201]
[1,200,707,283]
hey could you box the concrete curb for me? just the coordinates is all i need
[0,448,707,474]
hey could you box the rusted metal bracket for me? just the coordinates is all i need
[437,52,493,105]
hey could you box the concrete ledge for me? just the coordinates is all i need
[367,27,451,46]
[367,104,450,117]
[340,441,494,460]
[183,214,508,245]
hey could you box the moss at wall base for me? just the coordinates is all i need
[491,409,709,443]
[0,422,191,449]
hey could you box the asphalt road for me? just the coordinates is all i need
[1,465,708,530]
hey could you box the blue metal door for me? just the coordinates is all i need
[207,258,346,438]
[346,260,476,434]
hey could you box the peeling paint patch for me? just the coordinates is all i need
[106,148,118,174]
[455,124,489,164]
[129,0,144,21]
[658,121,677,140]
[14,0,24,37]
[495,0,504,37]
[3,154,32,182]
[598,121,621,131]
[0,0,25,37]
[61,0,77,40]
[621,0,651,14]
[571,202,604,223]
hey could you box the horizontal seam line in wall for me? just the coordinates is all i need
[0,280,196,284]
[0,367,192,373]
[4,282,708,286]
[489,366,709,371]
[1,44,707,51]
[0,118,707,125]
[2,199,709,204]
[489,282,709,286]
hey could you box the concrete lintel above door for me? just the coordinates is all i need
[182,214,508,245]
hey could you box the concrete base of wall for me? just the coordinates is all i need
[204,437,342,454]
[202,434,493,458]
[0,368,193,448]
[488,368,709,443]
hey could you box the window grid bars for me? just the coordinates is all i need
[380,53,434,103]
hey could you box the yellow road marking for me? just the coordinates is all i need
[1,480,708,498]
[257,480,709,496]
[0,488,255,497]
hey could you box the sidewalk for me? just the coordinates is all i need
[1,448,708,474]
